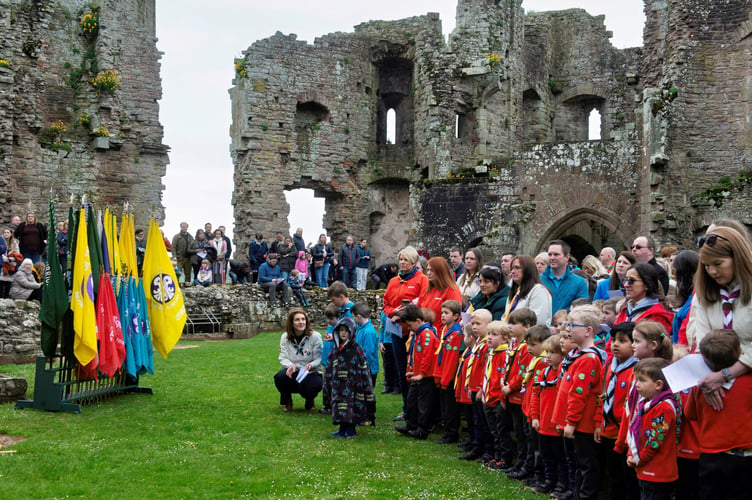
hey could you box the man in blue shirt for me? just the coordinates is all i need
[539,239,588,316]
[258,254,291,308]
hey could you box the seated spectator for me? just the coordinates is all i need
[258,253,291,308]
[288,269,310,307]
[10,258,42,302]
[193,259,213,287]
[191,230,215,279]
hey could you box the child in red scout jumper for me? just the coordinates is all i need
[531,334,567,495]
[434,299,464,444]
[482,321,510,470]
[455,323,476,452]
[521,324,551,489]
[685,329,752,500]
[460,308,492,461]
[502,308,536,480]
[626,358,678,500]
[553,305,605,500]
[553,325,580,500]
[394,304,438,440]
[595,321,639,500]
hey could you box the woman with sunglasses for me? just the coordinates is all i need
[502,255,551,325]
[613,263,673,333]
[593,251,637,301]
[468,265,510,320]
[689,226,752,410]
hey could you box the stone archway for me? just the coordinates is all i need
[534,208,630,264]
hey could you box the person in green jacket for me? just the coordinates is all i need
[470,265,510,320]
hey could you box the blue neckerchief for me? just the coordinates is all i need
[626,297,659,320]
[398,266,419,282]
[407,322,436,366]
[437,323,462,365]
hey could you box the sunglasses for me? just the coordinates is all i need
[696,233,730,249]
[623,277,642,286]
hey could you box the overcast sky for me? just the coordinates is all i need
[155,0,644,249]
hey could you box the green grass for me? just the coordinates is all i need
[0,334,544,499]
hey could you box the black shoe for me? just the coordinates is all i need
[552,490,573,500]
[435,436,457,444]
[318,407,330,415]
[460,450,483,461]
[304,398,315,410]
[408,429,427,440]
[507,469,532,480]
[381,387,393,394]
[394,426,411,436]
[457,438,472,448]
[392,388,401,394]
[532,480,555,494]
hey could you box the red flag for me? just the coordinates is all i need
[96,273,126,378]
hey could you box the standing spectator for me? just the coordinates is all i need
[277,236,296,281]
[504,255,552,326]
[0,235,8,298]
[210,229,227,283]
[9,215,21,231]
[292,227,306,253]
[203,222,213,241]
[171,222,195,285]
[339,235,358,288]
[258,253,291,308]
[294,250,309,281]
[458,248,484,302]
[593,251,637,301]
[312,233,333,289]
[191,230,213,280]
[631,235,670,296]
[248,232,268,283]
[270,231,285,254]
[56,221,69,276]
[417,257,462,331]
[135,228,146,275]
[371,262,397,290]
[449,246,465,280]
[3,228,19,254]
[218,225,232,262]
[355,238,371,290]
[599,247,616,272]
[14,212,47,263]
[417,242,430,259]
[539,240,588,314]
[534,252,549,275]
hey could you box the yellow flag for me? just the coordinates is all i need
[119,213,137,277]
[72,208,98,366]
[143,217,186,358]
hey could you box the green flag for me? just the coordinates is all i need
[60,208,78,359]
[39,200,69,358]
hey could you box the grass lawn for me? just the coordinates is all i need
[0,333,545,499]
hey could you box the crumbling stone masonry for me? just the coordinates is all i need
[0,0,168,226]
[230,0,752,264]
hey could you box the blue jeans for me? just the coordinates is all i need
[315,263,330,288]
[342,268,355,288]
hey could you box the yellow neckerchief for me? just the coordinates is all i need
[501,290,520,323]
[502,339,524,381]
[522,351,547,385]
[434,325,448,356]
[482,343,508,403]
[455,345,473,390]
[464,336,486,391]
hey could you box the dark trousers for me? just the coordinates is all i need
[459,402,474,442]
[260,281,290,307]
[563,436,577,493]
[675,457,699,500]
[341,267,355,288]
[439,384,460,440]
[471,393,492,455]
[509,402,533,471]
[484,402,515,463]
[572,431,600,500]
[370,372,378,388]
[539,433,568,487]
[0,280,10,298]
[405,377,435,435]
[273,368,323,406]
[381,343,398,391]
[698,452,752,500]
[639,480,674,500]
[601,437,639,500]
[391,333,409,409]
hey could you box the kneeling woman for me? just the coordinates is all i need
[274,309,323,412]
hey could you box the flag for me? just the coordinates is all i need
[119,213,138,278]
[86,204,102,293]
[143,218,186,358]
[117,276,137,378]
[39,199,69,358]
[96,273,126,378]
[71,207,97,366]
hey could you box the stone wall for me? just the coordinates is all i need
[0,0,167,226]
[0,299,41,364]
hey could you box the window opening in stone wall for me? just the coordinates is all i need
[386,108,396,145]
[284,188,326,242]
[588,109,601,140]
[455,114,460,139]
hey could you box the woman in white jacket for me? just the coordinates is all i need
[273,308,323,412]
[503,255,552,326]
[9,258,41,301]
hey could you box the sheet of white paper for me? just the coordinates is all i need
[296,366,309,383]
[384,317,402,336]
[662,354,711,393]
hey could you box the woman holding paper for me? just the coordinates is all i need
[274,308,323,412]
[690,226,752,410]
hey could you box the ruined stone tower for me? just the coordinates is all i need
[0,0,168,225]
[230,0,752,264]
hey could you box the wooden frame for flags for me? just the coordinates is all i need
[15,201,185,413]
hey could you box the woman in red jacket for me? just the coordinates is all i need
[418,257,461,331]
[383,246,428,419]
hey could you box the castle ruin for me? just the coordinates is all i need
[230,0,752,264]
